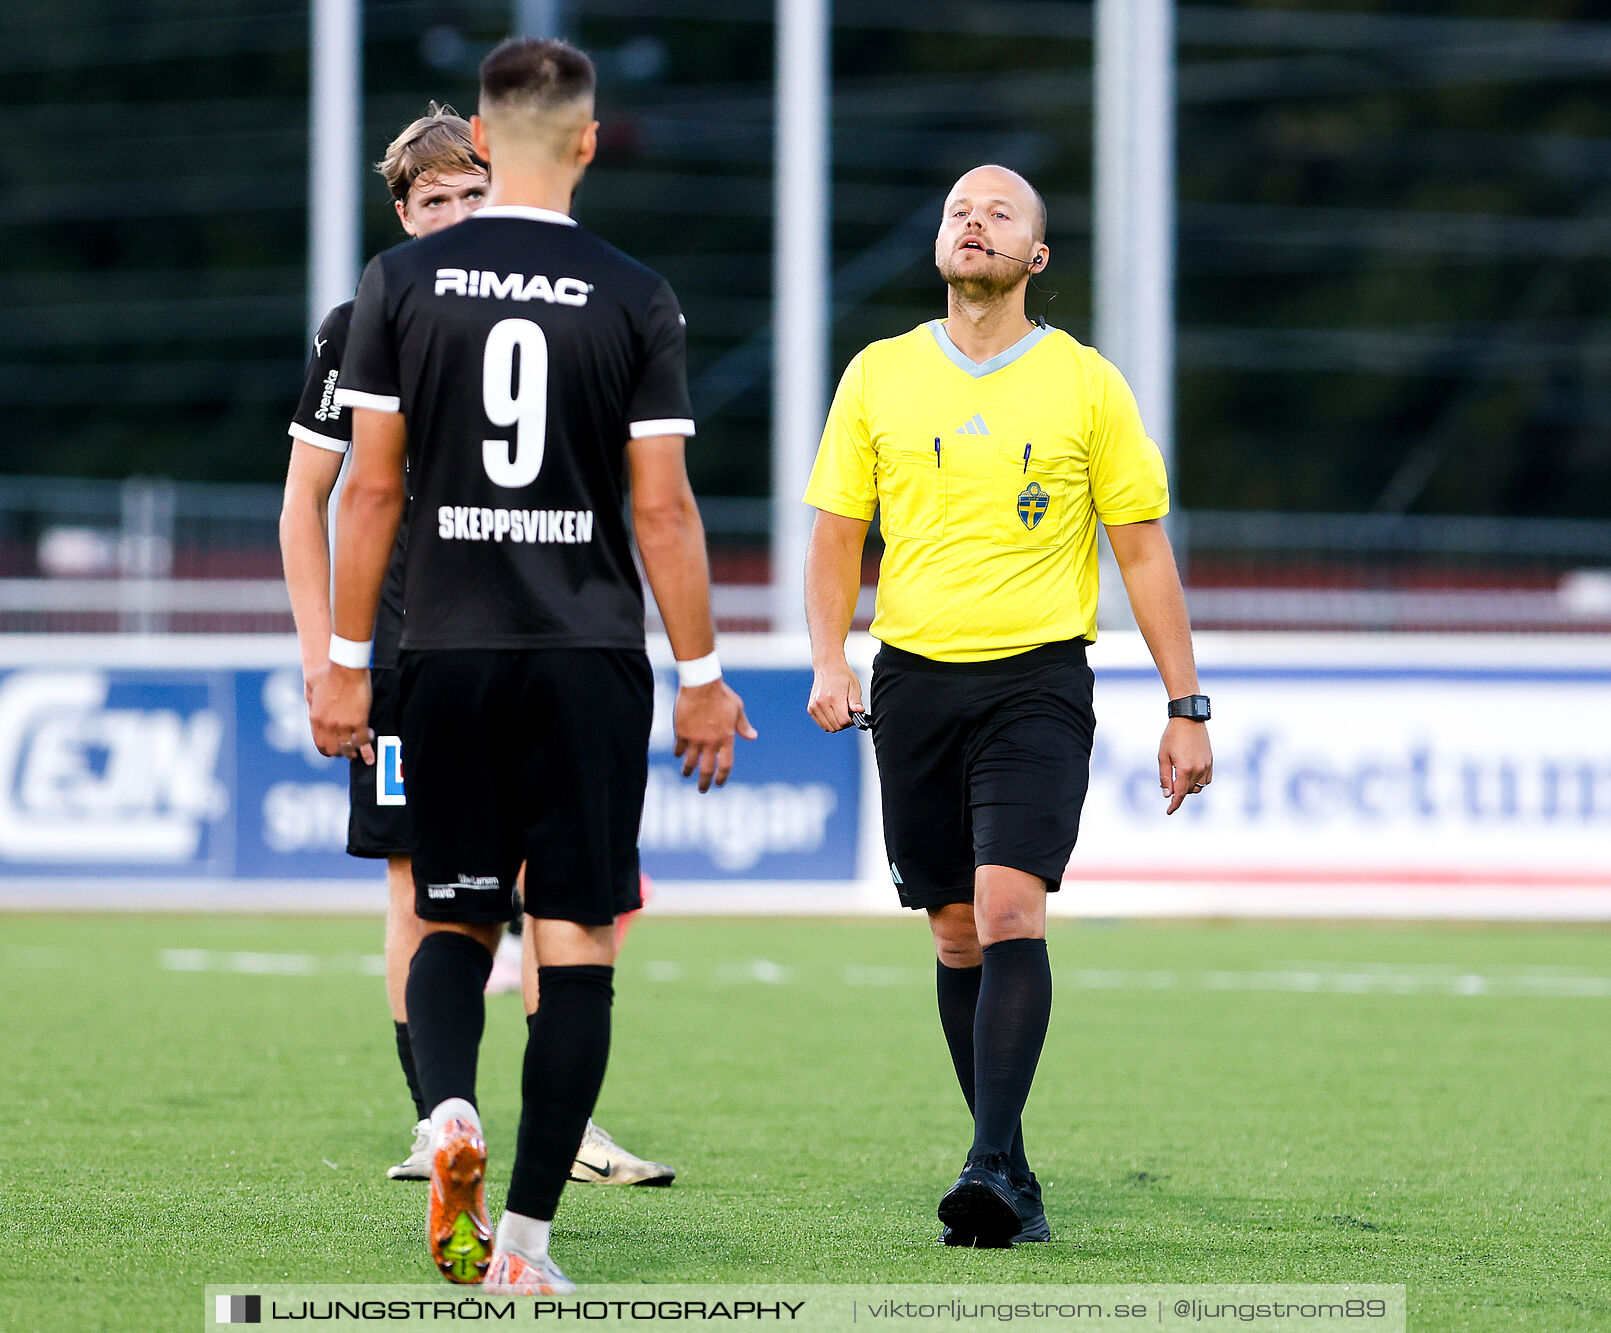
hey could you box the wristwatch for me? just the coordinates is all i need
[1167,694,1212,722]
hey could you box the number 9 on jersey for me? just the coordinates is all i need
[482,317,549,488]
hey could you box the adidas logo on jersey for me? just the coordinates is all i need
[956,415,990,435]
[434,269,591,307]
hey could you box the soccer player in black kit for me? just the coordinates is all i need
[283,104,487,1182]
[285,105,674,1193]
[310,39,754,1293]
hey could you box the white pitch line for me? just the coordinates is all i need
[713,959,791,984]
[124,950,1611,998]
[817,964,1611,998]
[157,949,383,976]
[1186,968,1611,998]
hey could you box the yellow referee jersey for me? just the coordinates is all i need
[804,320,1169,662]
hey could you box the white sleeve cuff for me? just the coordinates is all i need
[630,418,695,439]
[334,388,402,413]
[288,423,350,454]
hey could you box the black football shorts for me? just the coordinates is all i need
[868,638,1096,910]
[399,648,652,926]
[346,665,413,859]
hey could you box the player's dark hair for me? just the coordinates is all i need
[479,37,597,113]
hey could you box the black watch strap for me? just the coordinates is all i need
[1168,694,1211,721]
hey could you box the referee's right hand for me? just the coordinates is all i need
[808,661,865,734]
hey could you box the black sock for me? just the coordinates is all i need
[937,960,1031,1179]
[968,937,1051,1164]
[405,932,494,1113]
[394,1020,427,1121]
[935,960,982,1115]
[505,964,614,1221]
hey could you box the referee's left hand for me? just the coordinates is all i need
[674,680,758,792]
[1159,717,1212,816]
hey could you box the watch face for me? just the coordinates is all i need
[1171,695,1211,720]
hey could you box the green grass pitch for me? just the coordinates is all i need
[1,912,1607,1330]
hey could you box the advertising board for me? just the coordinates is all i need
[0,633,1605,918]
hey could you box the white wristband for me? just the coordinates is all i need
[675,650,722,688]
[328,634,372,670]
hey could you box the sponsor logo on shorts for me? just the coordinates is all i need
[376,736,405,806]
[426,874,501,900]
[1017,481,1050,530]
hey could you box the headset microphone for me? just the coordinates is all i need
[984,248,1041,266]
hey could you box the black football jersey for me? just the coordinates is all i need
[288,301,408,669]
[334,205,694,651]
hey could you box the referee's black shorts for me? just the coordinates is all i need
[346,665,413,859]
[869,638,1096,911]
[399,647,652,927]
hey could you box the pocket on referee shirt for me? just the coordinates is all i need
[993,442,1072,549]
[876,445,947,541]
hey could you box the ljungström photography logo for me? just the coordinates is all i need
[214,1294,261,1324]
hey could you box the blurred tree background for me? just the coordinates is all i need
[5,0,1611,520]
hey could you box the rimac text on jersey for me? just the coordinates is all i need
[434,267,591,305]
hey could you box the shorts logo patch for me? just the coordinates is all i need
[1017,482,1050,530]
[376,735,406,806]
[426,874,501,901]
[890,861,903,885]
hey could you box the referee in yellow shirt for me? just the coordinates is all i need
[804,164,1212,1249]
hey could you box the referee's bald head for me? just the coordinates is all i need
[947,165,1047,244]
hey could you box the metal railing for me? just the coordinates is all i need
[2,478,1610,634]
